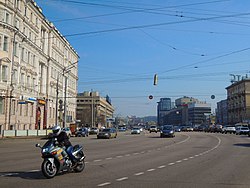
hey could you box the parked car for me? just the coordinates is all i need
[62,127,72,137]
[75,128,89,137]
[131,127,141,134]
[160,125,175,138]
[89,127,99,135]
[97,128,117,139]
[235,126,249,135]
[149,125,158,133]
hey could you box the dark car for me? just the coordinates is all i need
[97,128,117,139]
[75,128,89,137]
[160,125,175,138]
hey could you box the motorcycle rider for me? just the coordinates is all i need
[51,125,74,164]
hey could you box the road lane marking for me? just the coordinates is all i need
[168,162,175,166]
[97,182,111,187]
[94,159,102,162]
[147,169,155,172]
[176,160,182,163]
[116,177,128,181]
[105,157,113,160]
[158,165,166,169]
[134,172,144,176]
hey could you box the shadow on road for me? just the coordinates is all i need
[0,171,45,180]
[234,143,250,147]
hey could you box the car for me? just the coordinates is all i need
[97,128,117,139]
[224,125,236,134]
[149,125,158,133]
[131,127,141,134]
[235,126,249,135]
[174,126,181,132]
[118,127,127,132]
[62,127,72,137]
[89,127,99,135]
[75,128,89,137]
[160,125,175,138]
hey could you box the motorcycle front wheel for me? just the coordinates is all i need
[42,159,57,178]
[74,161,85,172]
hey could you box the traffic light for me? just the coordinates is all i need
[59,99,63,111]
[153,74,158,85]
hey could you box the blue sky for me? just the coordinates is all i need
[35,0,250,117]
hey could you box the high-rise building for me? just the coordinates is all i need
[157,98,171,126]
[216,99,228,125]
[0,0,79,133]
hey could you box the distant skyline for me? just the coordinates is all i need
[36,0,250,117]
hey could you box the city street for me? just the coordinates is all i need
[0,131,250,188]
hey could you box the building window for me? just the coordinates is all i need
[5,11,10,24]
[0,35,2,49]
[21,47,24,61]
[3,36,8,51]
[13,41,18,56]
[0,97,4,114]
[27,75,30,88]
[2,65,8,82]
[13,69,18,84]
[20,73,25,86]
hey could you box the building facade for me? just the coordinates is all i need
[226,79,250,125]
[216,99,228,125]
[0,0,79,133]
[157,98,171,126]
[76,91,114,128]
[188,102,211,126]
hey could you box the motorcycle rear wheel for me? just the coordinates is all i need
[42,159,57,178]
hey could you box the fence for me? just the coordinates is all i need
[1,129,53,137]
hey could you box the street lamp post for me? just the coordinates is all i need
[55,61,78,127]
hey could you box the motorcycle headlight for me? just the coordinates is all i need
[42,148,48,153]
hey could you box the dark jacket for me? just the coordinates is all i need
[56,131,72,148]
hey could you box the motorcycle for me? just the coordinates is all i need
[35,137,85,178]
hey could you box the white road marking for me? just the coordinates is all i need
[168,162,175,166]
[94,159,102,162]
[158,165,166,169]
[105,157,113,160]
[147,169,155,172]
[176,160,182,163]
[97,182,111,187]
[134,172,144,176]
[116,177,128,181]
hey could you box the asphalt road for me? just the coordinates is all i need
[0,131,250,188]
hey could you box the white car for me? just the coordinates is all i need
[235,126,249,135]
[131,127,141,134]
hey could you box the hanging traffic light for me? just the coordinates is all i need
[153,74,158,85]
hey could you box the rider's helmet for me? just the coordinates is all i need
[52,125,61,136]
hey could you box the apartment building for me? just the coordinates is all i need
[0,0,79,132]
[76,91,114,128]
[226,79,250,125]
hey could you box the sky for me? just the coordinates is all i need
[35,0,250,117]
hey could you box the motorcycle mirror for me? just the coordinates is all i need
[35,143,40,147]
